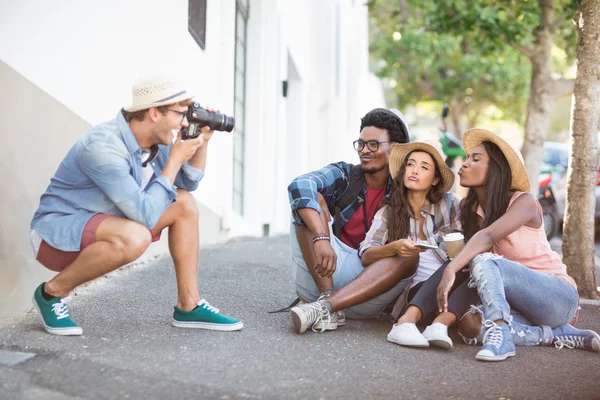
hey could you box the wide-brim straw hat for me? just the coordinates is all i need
[123,76,193,112]
[462,128,531,192]
[389,140,455,193]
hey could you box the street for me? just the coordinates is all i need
[549,233,600,284]
[1,235,599,400]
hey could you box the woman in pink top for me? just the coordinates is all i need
[437,128,599,362]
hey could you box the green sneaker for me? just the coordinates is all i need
[172,299,243,331]
[32,283,82,336]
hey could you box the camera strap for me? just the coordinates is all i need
[141,145,159,167]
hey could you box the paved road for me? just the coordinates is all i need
[548,234,600,283]
[1,236,600,400]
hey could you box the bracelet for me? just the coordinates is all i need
[312,235,330,244]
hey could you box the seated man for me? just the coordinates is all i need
[287,108,417,333]
[30,75,242,335]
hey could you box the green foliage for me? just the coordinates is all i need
[426,0,577,55]
[368,0,577,126]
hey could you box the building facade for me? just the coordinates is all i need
[0,0,385,318]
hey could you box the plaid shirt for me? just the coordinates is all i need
[358,192,462,263]
[288,161,392,230]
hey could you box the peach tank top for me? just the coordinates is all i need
[477,192,577,289]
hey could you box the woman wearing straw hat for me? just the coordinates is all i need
[359,140,470,349]
[437,128,600,361]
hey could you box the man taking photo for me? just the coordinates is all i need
[30,76,242,335]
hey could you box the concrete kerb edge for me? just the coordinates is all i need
[580,298,600,306]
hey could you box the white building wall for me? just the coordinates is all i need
[0,0,384,318]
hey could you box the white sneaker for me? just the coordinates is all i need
[312,309,343,331]
[336,310,346,326]
[290,300,334,333]
[387,323,429,347]
[423,322,453,349]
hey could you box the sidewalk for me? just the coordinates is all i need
[549,235,600,304]
[1,235,599,400]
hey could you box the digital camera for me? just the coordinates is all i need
[181,101,235,139]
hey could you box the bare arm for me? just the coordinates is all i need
[162,132,205,184]
[444,193,539,275]
[297,208,329,237]
[297,196,338,278]
[361,239,423,267]
[187,126,213,172]
[437,192,540,311]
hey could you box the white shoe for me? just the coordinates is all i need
[423,322,453,349]
[290,300,334,333]
[387,323,429,347]
[312,308,342,331]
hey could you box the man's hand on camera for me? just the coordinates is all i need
[170,131,205,165]
[199,126,215,142]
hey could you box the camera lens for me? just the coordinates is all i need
[219,115,235,132]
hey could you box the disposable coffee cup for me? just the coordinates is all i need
[444,232,465,260]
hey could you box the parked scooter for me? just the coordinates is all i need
[439,104,466,169]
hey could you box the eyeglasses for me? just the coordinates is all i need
[168,109,187,123]
[353,139,390,152]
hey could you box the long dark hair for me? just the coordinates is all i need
[387,150,445,241]
[461,141,512,241]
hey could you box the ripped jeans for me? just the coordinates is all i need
[469,253,579,346]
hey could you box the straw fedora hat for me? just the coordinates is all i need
[123,76,193,112]
[389,140,455,193]
[462,128,531,192]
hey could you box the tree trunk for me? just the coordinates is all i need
[450,99,464,139]
[562,0,600,299]
[521,0,555,194]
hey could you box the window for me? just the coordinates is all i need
[188,0,207,50]
[232,0,249,214]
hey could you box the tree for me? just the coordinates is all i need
[419,0,578,190]
[368,0,531,136]
[562,0,600,299]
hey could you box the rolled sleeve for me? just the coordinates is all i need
[358,206,389,257]
[156,145,204,191]
[174,162,204,191]
[288,162,350,226]
[288,178,324,226]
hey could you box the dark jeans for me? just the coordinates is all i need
[403,260,480,325]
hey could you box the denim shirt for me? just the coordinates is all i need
[31,111,204,251]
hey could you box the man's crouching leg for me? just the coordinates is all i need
[159,189,242,331]
[45,217,153,298]
[37,215,154,335]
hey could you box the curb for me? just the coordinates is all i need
[580,298,600,306]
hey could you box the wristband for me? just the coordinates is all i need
[312,232,329,237]
[312,235,330,244]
